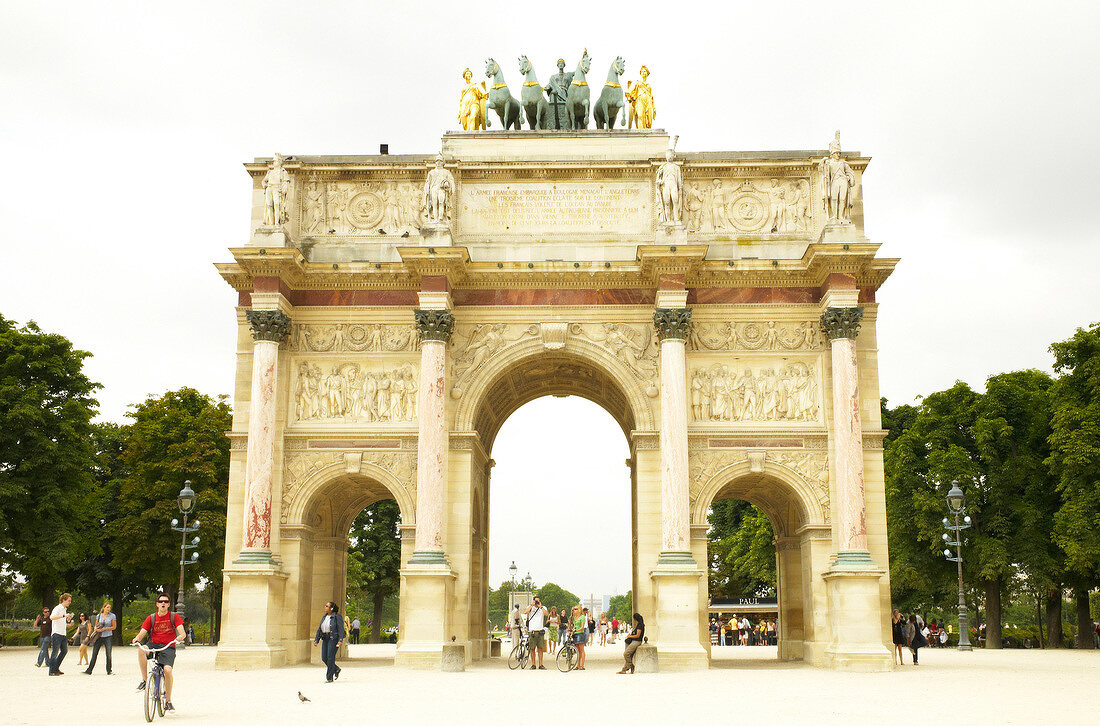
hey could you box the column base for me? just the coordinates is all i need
[658,550,696,565]
[233,548,275,566]
[650,562,708,671]
[822,554,893,672]
[407,550,450,566]
[214,561,289,671]
[394,562,456,669]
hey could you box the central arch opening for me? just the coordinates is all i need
[470,351,642,665]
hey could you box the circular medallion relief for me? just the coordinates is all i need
[347,191,385,230]
[728,193,767,232]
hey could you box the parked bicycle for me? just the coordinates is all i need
[134,640,177,721]
[507,628,530,670]
[556,629,578,672]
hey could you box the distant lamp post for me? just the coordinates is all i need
[942,482,973,651]
[509,561,517,594]
[171,481,201,645]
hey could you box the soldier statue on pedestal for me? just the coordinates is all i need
[543,59,573,130]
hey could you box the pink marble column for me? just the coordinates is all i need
[821,307,869,556]
[409,309,454,565]
[654,307,694,564]
[239,309,291,562]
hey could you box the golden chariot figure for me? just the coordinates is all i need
[625,65,656,129]
[458,68,489,130]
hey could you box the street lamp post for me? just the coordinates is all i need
[509,561,517,596]
[171,481,201,645]
[942,483,973,651]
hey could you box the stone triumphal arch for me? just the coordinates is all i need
[215,124,898,672]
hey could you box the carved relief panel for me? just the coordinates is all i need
[690,321,824,352]
[298,176,423,236]
[683,177,814,234]
[289,323,419,353]
[689,359,821,423]
[293,360,419,424]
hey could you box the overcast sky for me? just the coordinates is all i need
[2,2,1097,599]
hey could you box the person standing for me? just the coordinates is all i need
[312,601,344,683]
[510,604,522,646]
[586,610,596,644]
[548,607,560,654]
[85,601,117,675]
[34,607,51,668]
[610,616,619,644]
[73,614,91,665]
[906,614,927,665]
[522,596,548,670]
[618,613,645,674]
[350,617,361,645]
[571,606,587,670]
[598,613,608,646]
[47,593,73,675]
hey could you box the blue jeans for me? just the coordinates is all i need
[86,636,113,673]
[320,637,339,681]
[36,636,51,666]
[49,633,68,673]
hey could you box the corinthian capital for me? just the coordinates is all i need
[654,307,692,341]
[414,309,456,342]
[820,307,864,341]
[246,309,291,344]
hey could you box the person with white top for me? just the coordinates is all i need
[350,617,361,645]
[47,593,74,676]
[522,596,549,670]
[312,601,345,683]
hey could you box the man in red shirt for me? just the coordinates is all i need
[131,593,186,712]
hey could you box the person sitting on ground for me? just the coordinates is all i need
[132,593,186,712]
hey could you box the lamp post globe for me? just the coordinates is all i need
[178,481,196,514]
[946,483,965,513]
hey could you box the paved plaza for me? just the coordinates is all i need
[2,642,1096,724]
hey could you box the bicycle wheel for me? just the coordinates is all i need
[156,671,166,717]
[143,669,155,722]
[556,644,575,672]
[507,644,524,670]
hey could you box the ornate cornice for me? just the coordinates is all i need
[414,309,455,342]
[820,307,864,340]
[246,309,291,343]
[654,307,692,341]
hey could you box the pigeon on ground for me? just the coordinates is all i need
[298,691,310,703]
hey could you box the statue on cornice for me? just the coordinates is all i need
[655,138,683,225]
[626,65,656,129]
[458,68,489,131]
[819,131,856,224]
[262,153,291,226]
[422,155,455,225]
[543,58,573,130]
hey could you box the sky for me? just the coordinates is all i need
[1,2,1097,598]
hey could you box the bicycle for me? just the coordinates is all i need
[507,629,530,670]
[133,640,177,722]
[556,631,578,672]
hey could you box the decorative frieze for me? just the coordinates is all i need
[300,177,423,236]
[295,362,418,423]
[414,309,456,342]
[246,309,292,344]
[683,178,812,234]
[289,323,419,352]
[690,362,820,423]
[820,307,864,341]
[690,321,823,352]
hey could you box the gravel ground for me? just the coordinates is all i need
[1,640,1097,725]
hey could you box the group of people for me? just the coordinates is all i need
[891,610,947,665]
[709,616,777,647]
[33,592,188,712]
[509,599,646,673]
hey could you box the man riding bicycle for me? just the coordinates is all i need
[132,593,186,712]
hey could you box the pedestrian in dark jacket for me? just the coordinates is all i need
[313,601,345,683]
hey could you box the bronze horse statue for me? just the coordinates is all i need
[517,56,549,130]
[593,56,626,129]
[565,49,592,130]
[485,58,522,130]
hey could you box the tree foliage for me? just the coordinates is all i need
[534,581,580,617]
[607,590,632,621]
[0,315,101,602]
[347,499,401,641]
[708,499,776,598]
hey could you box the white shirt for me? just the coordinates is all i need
[51,604,68,636]
[352,619,360,629]
[527,606,547,632]
[321,615,333,634]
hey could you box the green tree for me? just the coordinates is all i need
[534,581,580,618]
[0,314,101,603]
[108,388,231,639]
[708,499,776,598]
[1048,323,1100,649]
[607,591,632,622]
[347,499,401,642]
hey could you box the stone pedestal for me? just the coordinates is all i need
[650,564,708,670]
[214,563,289,670]
[656,223,687,244]
[822,562,893,672]
[251,224,293,248]
[394,564,456,669]
[634,643,659,673]
[818,221,864,244]
[441,643,466,672]
[420,223,453,245]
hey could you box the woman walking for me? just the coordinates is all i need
[598,613,608,646]
[618,613,645,674]
[571,605,587,670]
[548,607,560,654]
[312,601,345,683]
[72,614,91,665]
[905,614,927,665]
[84,602,117,675]
[891,610,906,665]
